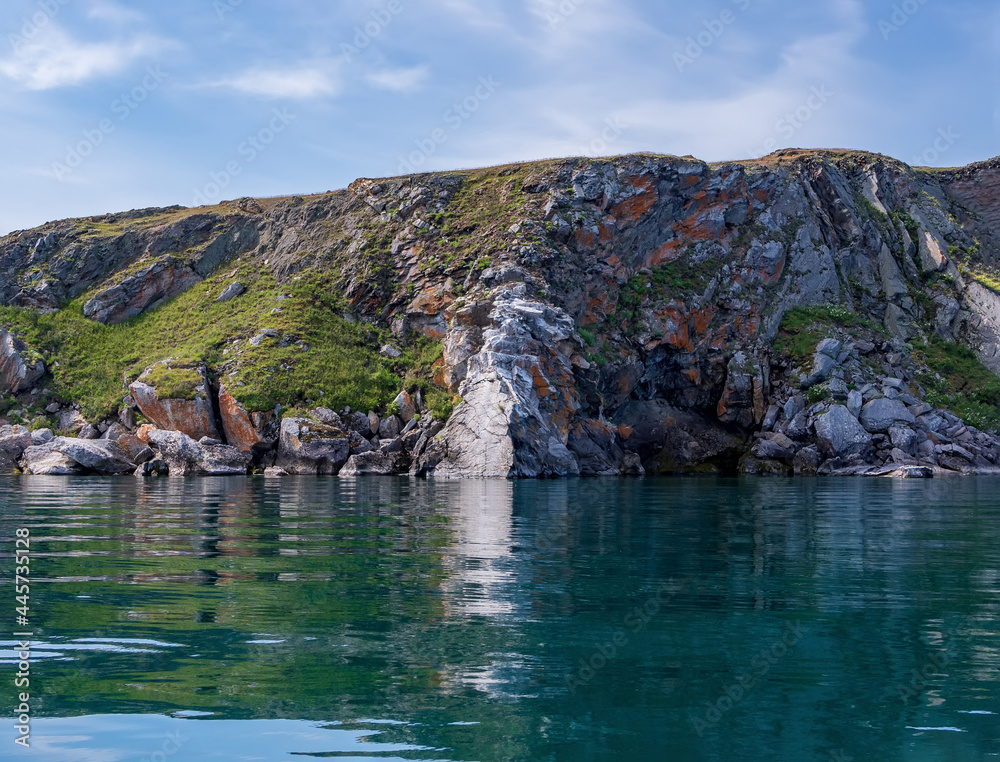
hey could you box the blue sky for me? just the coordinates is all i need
[0,0,996,235]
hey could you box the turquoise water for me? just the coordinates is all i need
[1,476,999,761]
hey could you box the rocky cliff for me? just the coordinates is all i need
[2,149,1000,478]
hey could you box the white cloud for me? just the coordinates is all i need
[0,27,172,90]
[365,65,429,93]
[213,64,341,99]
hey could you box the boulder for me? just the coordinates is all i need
[83,256,202,325]
[567,418,644,476]
[717,351,766,429]
[30,428,54,445]
[146,429,250,476]
[0,425,33,471]
[378,415,403,440]
[58,409,87,435]
[339,450,412,476]
[216,282,245,302]
[792,445,822,475]
[130,361,222,442]
[814,405,873,458]
[0,328,45,393]
[263,466,288,477]
[55,438,136,474]
[20,443,83,475]
[218,386,273,450]
[392,391,416,423]
[276,417,350,475]
[859,398,916,434]
[134,458,169,477]
[847,390,863,419]
[889,425,921,454]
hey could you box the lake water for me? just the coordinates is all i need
[1,476,999,761]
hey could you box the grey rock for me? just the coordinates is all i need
[784,395,806,421]
[0,328,45,394]
[339,450,411,476]
[55,437,136,474]
[753,439,794,461]
[762,405,780,432]
[879,465,934,479]
[816,338,843,359]
[392,391,416,423]
[804,353,838,388]
[847,390,863,419]
[277,417,350,475]
[815,405,873,458]
[379,344,402,359]
[199,437,223,446]
[21,443,83,475]
[30,428,54,445]
[78,424,100,440]
[889,425,921,453]
[785,411,812,441]
[346,411,373,435]
[378,415,403,440]
[134,458,169,477]
[792,446,822,475]
[0,425,33,471]
[147,429,251,476]
[860,398,916,434]
[312,408,344,428]
[45,402,61,414]
[216,282,245,302]
[263,466,288,477]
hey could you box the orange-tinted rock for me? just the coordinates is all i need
[136,424,158,444]
[218,386,264,450]
[130,363,221,442]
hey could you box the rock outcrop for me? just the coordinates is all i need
[130,361,221,442]
[0,328,44,393]
[3,149,1000,478]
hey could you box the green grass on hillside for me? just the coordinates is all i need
[0,265,452,422]
[913,338,1000,431]
[775,305,887,361]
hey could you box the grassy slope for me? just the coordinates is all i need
[0,258,452,423]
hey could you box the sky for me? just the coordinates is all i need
[0,0,997,235]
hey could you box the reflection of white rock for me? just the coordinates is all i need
[442,480,516,620]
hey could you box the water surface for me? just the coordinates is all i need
[1,476,999,761]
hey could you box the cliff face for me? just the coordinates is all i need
[2,149,1000,477]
